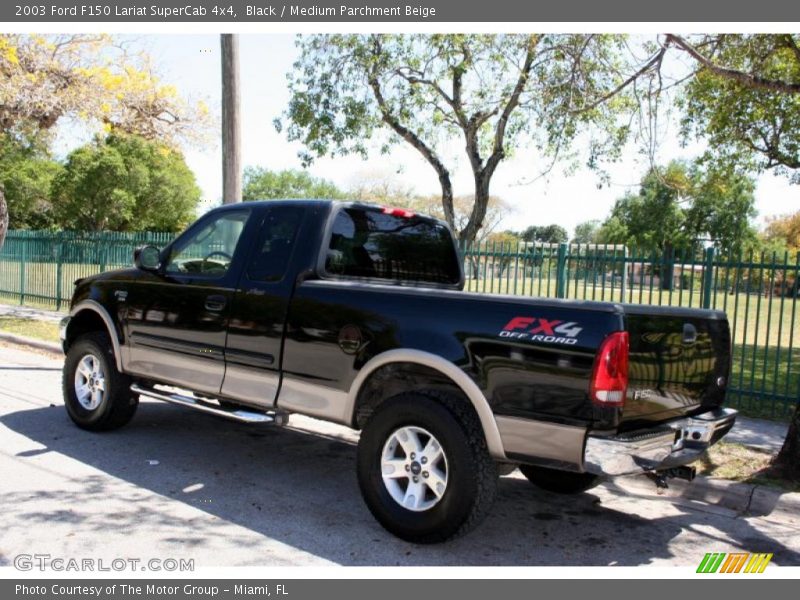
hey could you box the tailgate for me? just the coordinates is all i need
[621,305,731,430]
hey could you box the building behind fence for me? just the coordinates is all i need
[1,230,798,418]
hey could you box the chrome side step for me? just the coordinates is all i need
[131,383,278,424]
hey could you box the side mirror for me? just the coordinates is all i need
[134,245,161,272]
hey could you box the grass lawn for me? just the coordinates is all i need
[0,316,60,343]
[697,442,799,493]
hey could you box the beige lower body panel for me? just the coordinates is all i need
[495,415,586,471]
[126,347,223,396]
[277,375,350,425]
[220,364,280,408]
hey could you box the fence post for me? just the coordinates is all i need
[18,236,26,305]
[556,243,568,299]
[702,246,715,309]
[55,235,63,311]
[621,246,628,302]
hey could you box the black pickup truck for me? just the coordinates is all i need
[60,200,736,543]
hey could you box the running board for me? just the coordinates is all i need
[131,383,278,424]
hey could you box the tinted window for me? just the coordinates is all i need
[325,208,461,285]
[165,209,250,277]
[246,206,305,282]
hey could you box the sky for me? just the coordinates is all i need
[53,34,798,238]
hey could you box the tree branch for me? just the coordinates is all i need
[484,35,539,180]
[367,42,454,226]
[666,34,800,94]
[569,45,667,114]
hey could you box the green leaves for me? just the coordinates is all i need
[598,161,757,254]
[678,34,800,182]
[279,34,643,242]
[242,167,345,200]
[51,134,201,232]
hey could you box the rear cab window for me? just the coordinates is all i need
[323,205,462,286]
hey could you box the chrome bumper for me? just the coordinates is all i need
[584,408,737,476]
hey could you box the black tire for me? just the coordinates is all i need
[63,331,138,431]
[357,391,498,544]
[519,464,601,494]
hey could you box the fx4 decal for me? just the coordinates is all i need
[498,316,583,346]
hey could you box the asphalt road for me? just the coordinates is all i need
[1,343,798,568]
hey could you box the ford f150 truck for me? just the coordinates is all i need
[60,200,737,543]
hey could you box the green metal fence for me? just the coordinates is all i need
[0,230,174,310]
[462,241,799,419]
[1,231,797,418]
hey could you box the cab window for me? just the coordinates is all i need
[165,209,251,277]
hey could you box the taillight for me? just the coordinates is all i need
[589,331,629,407]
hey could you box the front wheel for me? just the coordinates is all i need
[63,332,138,431]
[357,392,497,544]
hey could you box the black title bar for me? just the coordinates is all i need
[4,0,800,22]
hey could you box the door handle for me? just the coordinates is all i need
[205,295,227,312]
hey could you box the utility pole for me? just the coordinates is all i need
[0,187,8,250]
[221,34,242,204]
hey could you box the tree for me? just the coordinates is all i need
[763,211,800,254]
[0,34,209,146]
[671,34,800,182]
[572,220,601,244]
[0,34,210,232]
[520,224,568,244]
[599,161,756,255]
[279,34,659,243]
[52,134,201,231]
[242,167,345,200]
[0,133,62,230]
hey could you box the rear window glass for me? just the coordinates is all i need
[324,207,461,285]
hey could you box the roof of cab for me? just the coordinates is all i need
[213,199,449,227]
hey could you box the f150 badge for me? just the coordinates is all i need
[498,316,583,345]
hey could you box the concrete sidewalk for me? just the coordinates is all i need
[0,302,65,323]
[725,416,788,453]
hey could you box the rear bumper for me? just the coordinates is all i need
[583,408,737,476]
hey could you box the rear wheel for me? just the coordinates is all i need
[357,391,497,543]
[63,332,138,431]
[519,464,601,494]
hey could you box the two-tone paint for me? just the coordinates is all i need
[63,200,733,471]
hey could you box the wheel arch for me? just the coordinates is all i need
[346,349,506,459]
[65,300,123,372]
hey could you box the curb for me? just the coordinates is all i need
[617,472,800,524]
[0,331,63,356]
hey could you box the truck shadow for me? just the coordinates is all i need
[2,401,798,567]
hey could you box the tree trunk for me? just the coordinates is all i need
[221,34,242,204]
[0,187,8,250]
[772,402,800,481]
[438,174,455,232]
[459,174,491,244]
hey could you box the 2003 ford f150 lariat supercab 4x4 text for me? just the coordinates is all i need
[60,200,737,543]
